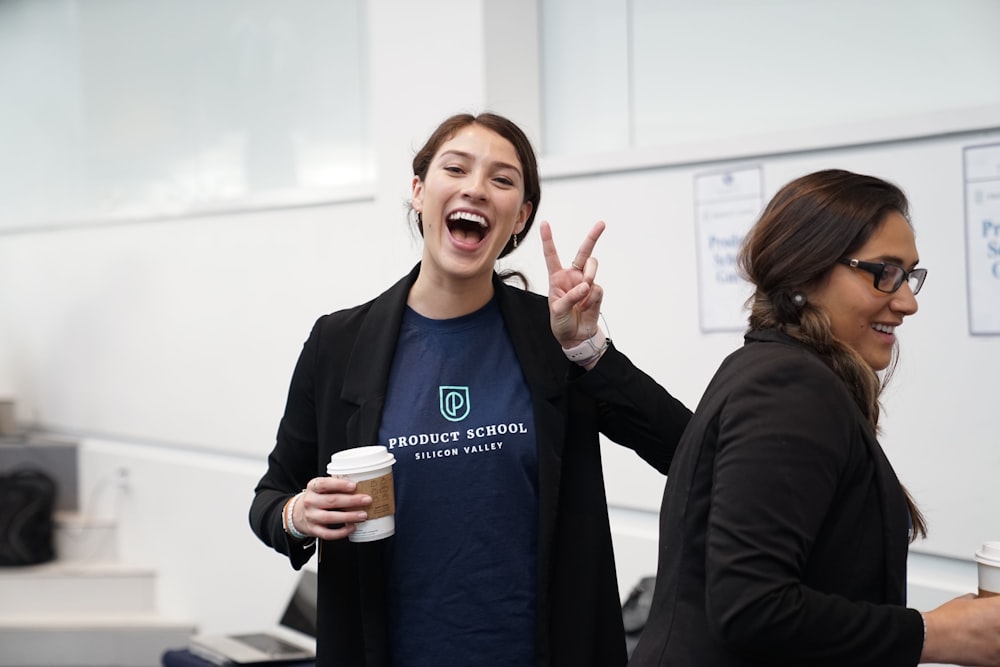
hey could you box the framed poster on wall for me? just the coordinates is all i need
[963,142,1000,335]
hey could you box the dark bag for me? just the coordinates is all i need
[0,468,57,566]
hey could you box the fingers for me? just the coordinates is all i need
[577,276,603,313]
[540,221,562,277]
[569,221,606,275]
[309,476,356,494]
[542,220,607,346]
[318,523,358,541]
[540,220,607,277]
[552,269,600,316]
[300,477,372,541]
[306,477,371,512]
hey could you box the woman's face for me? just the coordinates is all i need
[809,211,921,371]
[411,123,531,283]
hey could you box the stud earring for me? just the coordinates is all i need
[792,292,807,307]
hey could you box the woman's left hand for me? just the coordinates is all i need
[540,220,606,349]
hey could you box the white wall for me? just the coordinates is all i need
[0,0,995,641]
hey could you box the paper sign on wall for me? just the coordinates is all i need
[694,166,764,332]
[963,143,1000,335]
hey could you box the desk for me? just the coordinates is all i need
[161,648,315,667]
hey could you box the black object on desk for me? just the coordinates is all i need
[161,648,315,667]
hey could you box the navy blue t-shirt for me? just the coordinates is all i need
[378,298,538,666]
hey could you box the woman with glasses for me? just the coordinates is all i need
[629,169,1000,666]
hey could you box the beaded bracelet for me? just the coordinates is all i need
[283,491,309,541]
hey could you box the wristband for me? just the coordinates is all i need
[562,328,608,365]
[283,491,309,541]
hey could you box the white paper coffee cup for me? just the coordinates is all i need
[327,446,396,543]
[975,542,1000,598]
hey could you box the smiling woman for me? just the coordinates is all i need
[408,118,536,316]
[808,210,921,373]
[629,169,1000,667]
[248,112,693,667]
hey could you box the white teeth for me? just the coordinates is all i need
[872,323,895,334]
[448,211,487,227]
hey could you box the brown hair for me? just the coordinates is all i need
[736,169,926,540]
[411,112,541,261]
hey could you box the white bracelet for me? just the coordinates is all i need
[562,328,608,365]
[284,491,308,541]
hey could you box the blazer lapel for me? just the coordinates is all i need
[341,264,420,448]
[493,277,565,458]
[494,278,567,603]
[863,429,911,604]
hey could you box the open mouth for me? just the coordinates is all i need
[447,210,489,244]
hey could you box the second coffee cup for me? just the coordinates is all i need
[327,446,396,543]
[975,541,1000,598]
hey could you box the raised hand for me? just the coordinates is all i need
[540,220,606,350]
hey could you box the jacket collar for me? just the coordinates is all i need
[744,326,807,348]
[340,264,421,445]
[492,274,563,401]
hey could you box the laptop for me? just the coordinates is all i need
[189,569,318,665]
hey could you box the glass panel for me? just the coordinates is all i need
[631,0,1000,147]
[539,0,630,156]
[540,0,1000,155]
[0,0,370,229]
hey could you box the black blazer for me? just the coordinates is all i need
[250,264,691,667]
[630,328,924,667]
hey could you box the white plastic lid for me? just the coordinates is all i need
[975,541,1000,565]
[327,445,395,475]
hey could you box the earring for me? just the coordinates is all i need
[792,292,807,307]
[512,234,518,249]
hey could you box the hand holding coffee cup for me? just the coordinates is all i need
[327,446,396,543]
[975,542,1000,598]
[297,476,373,542]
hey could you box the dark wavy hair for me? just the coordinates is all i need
[410,112,541,263]
[737,168,926,540]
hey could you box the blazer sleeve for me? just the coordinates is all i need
[572,342,692,475]
[248,316,325,569]
[704,353,924,666]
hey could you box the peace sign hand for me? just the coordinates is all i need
[540,220,606,350]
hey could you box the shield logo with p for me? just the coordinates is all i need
[439,386,470,422]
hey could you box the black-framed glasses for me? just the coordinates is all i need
[838,258,927,295]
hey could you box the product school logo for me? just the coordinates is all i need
[439,386,470,422]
